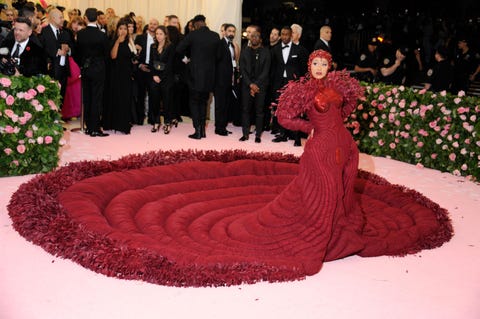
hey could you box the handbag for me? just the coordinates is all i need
[153,60,166,71]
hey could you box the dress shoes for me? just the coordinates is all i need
[215,129,229,136]
[272,135,288,143]
[293,140,302,147]
[89,130,109,137]
[239,135,249,141]
[255,136,261,143]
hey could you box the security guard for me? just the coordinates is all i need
[353,37,380,82]
[451,37,477,94]
[378,46,408,85]
[424,46,454,92]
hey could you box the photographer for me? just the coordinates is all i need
[0,17,47,76]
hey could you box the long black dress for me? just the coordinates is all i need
[103,39,134,134]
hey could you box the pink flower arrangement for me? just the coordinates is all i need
[1,75,63,177]
[348,82,479,181]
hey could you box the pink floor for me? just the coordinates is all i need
[1,118,479,319]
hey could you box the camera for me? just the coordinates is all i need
[0,47,18,76]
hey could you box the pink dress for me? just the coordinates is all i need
[61,56,82,119]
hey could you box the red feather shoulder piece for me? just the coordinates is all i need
[325,70,365,118]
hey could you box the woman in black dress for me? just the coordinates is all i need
[103,18,136,134]
[148,26,175,133]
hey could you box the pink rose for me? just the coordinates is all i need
[454,97,461,104]
[16,144,26,154]
[465,139,470,144]
[410,101,418,107]
[0,90,6,98]
[44,136,53,144]
[4,148,12,155]
[5,125,14,133]
[23,92,33,100]
[12,160,19,166]
[23,111,32,121]
[37,136,44,144]
[357,104,363,110]
[25,130,33,138]
[440,90,447,96]
[6,95,14,106]
[404,124,411,130]
[431,153,438,159]
[27,88,37,97]
[0,77,11,87]
[378,94,385,101]
[418,89,427,94]
[378,139,384,146]
[373,87,379,94]
[458,90,466,97]
[4,108,14,118]
[47,100,57,110]
[19,117,27,125]
[449,153,456,161]
[389,143,396,149]
[417,142,424,148]
[36,84,46,93]
[416,162,424,168]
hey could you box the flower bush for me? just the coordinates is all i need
[346,82,480,181]
[0,75,63,177]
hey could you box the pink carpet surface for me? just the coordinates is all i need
[1,119,479,319]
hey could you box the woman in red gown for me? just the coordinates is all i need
[12,50,452,288]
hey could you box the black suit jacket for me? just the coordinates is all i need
[215,38,234,88]
[270,42,308,91]
[74,26,109,77]
[240,45,271,90]
[134,32,149,65]
[40,24,72,79]
[176,26,220,92]
[313,39,331,53]
[4,36,47,77]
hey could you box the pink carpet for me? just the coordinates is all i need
[1,119,479,318]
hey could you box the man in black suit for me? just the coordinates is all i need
[269,26,308,144]
[133,18,159,125]
[1,17,47,77]
[74,8,109,137]
[214,23,236,136]
[239,30,270,143]
[41,8,72,109]
[176,14,220,139]
[313,25,337,70]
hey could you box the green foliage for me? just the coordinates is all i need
[0,75,63,177]
[346,82,480,181]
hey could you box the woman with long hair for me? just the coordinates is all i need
[102,18,136,134]
[148,25,175,133]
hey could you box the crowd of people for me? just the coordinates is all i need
[0,2,479,145]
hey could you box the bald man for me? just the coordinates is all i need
[41,8,72,107]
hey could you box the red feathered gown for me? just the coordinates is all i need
[48,72,452,287]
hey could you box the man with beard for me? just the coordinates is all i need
[214,23,237,136]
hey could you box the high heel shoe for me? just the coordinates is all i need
[151,124,159,133]
[171,119,178,127]
[163,124,171,134]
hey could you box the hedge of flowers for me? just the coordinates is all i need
[346,82,480,181]
[0,75,63,177]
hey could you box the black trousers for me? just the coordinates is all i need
[149,79,172,124]
[189,89,210,129]
[134,69,151,125]
[82,70,105,132]
[241,85,266,137]
[214,85,231,130]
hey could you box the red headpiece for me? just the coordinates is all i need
[307,50,332,77]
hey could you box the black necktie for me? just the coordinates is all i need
[56,29,60,39]
[229,41,235,60]
[282,44,289,49]
[12,43,20,58]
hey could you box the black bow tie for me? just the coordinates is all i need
[282,45,289,49]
